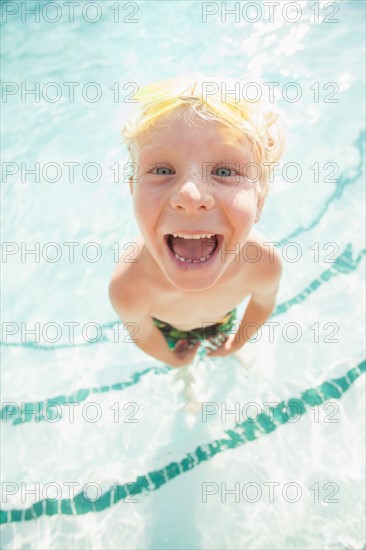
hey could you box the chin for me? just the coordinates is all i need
[162,266,225,292]
[157,233,234,290]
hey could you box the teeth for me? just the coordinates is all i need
[174,252,211,263]
[171,233,216,239]
[168,234,219,263]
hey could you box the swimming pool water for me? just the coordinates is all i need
[1,1,365,548]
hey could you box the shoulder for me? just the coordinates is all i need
[108,236,148,321]
[246,228,283,296]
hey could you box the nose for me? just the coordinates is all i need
[170,176,215,211]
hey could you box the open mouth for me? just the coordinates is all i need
[164,233,222,264]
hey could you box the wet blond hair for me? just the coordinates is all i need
[121,73,286,201]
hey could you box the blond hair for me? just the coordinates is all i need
[121,73,286,201]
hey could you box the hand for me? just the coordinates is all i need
[206,333,242,358]
[170,340,201,367]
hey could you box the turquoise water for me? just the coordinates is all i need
[1,1,365,548]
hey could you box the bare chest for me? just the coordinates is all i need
[146,263,253,330]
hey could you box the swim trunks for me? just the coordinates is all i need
[152,309,237,350]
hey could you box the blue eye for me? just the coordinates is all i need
[215,166,233,177]
[154,167,173,175]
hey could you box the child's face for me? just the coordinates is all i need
[129,109,264,291]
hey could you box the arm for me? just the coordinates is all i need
[108,279,199,367]
[207,248,283,356]
[234,289,279,348]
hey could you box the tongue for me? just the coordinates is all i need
[170,235,217,260]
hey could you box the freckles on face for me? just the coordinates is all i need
[132,161,165,220]
[209,143,257,229]
[127,113,262,288]
[131,180,159,237]
[221,183,258,241]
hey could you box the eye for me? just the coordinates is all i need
[213,164,238,178]
[215,167,232,177]
[153,166,174,175]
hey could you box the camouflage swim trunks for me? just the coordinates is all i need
[152,309,237,351]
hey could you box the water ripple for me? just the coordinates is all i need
[1,359,364,524]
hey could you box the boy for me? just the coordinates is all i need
[109,75,286,368]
